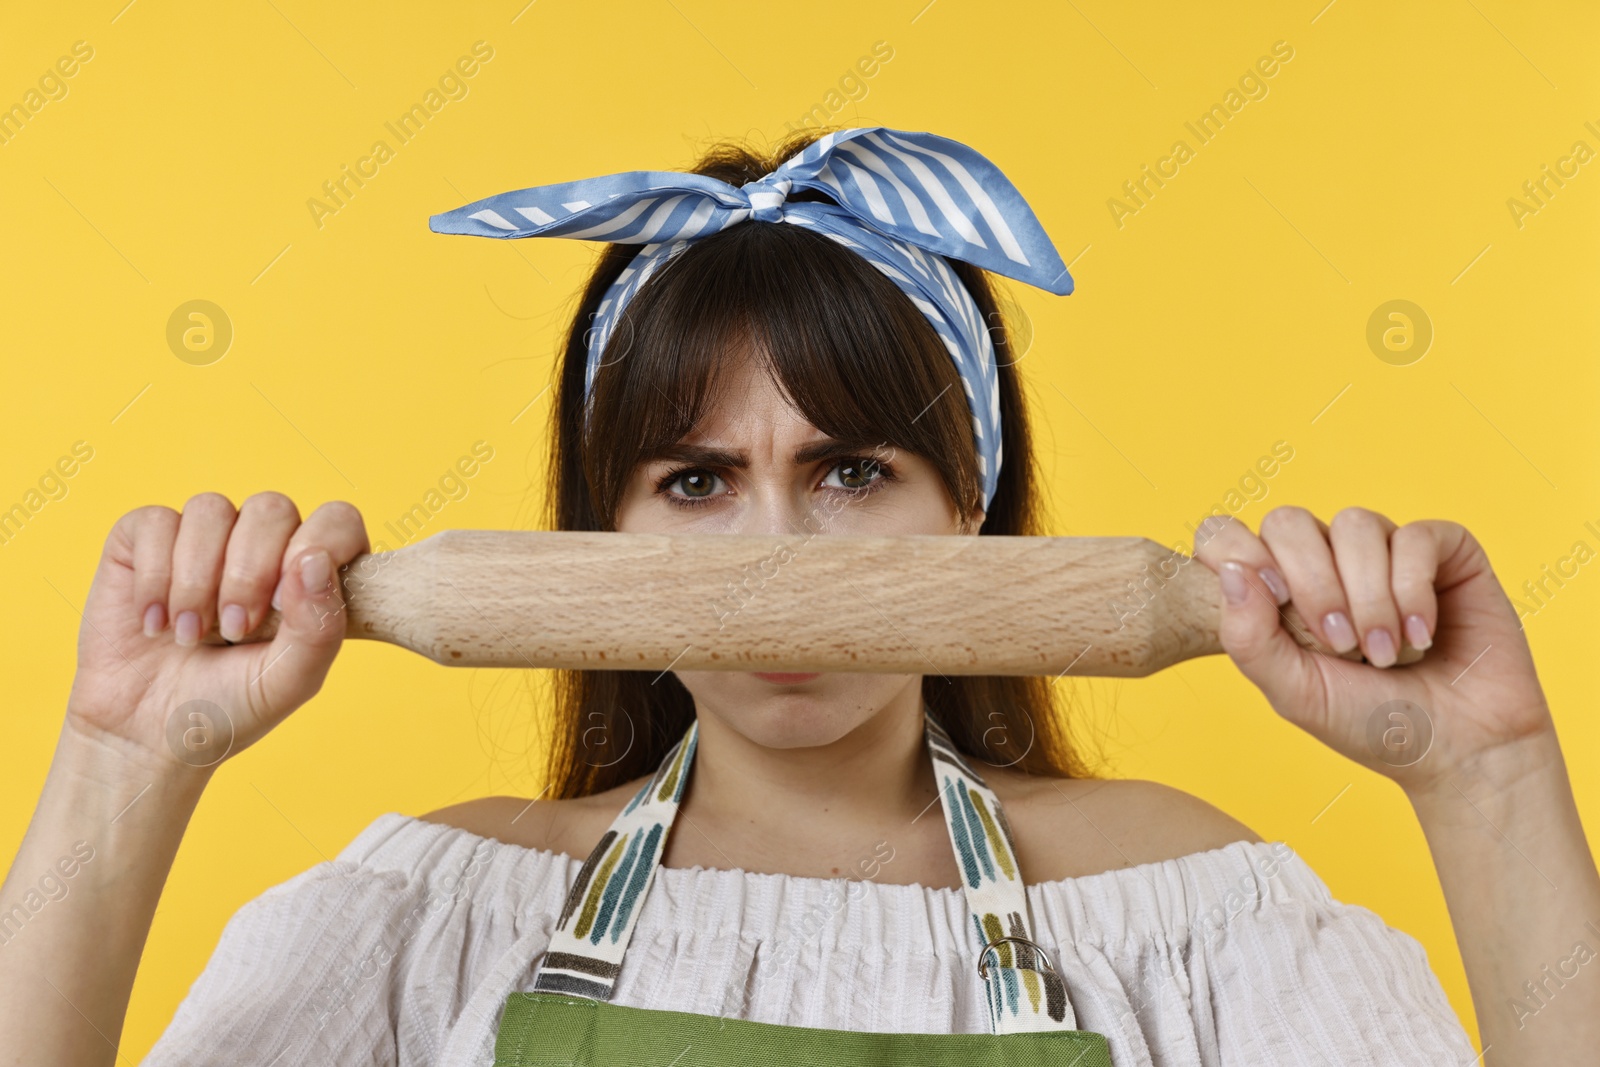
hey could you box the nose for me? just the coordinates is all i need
[725,482,824,539]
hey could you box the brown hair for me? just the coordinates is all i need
[539,128,1092,798]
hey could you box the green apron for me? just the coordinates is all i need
[491,711,1112,1066]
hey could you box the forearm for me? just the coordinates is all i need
[0,721,208,1067]
[1409,726,1600,1063]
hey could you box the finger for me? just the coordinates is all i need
[129,506,180,637]
[1258,506,1357,654]
[217,492,302,642]
[1214,557,1324,712]
[1391,521,1442,651]
[1192,515,1323,709]
[169,493,238,647]
[1193,514,1290,605]
[274,500,370,610]
[249,502,369,716]
[1327,507,1403,667]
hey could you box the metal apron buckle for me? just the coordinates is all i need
[977,934,1058,980]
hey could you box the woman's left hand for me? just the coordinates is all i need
[1192,507,1554,793]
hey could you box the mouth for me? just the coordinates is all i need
[750,671,822,685]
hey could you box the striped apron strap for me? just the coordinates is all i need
[530,721,697,998]
[924,712,1079,1033]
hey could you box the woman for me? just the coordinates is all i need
[2,126,1594,1065]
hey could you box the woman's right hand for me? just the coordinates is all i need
[0,493,368,1065]
[63,492,370,777]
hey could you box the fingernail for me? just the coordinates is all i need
[175,610,200,647]
[1259,566,1291,605]
[1219,561,1249,605]
[1321,610,1358,653]
[219,603,247,642]
[1365,627,1397,668]
[271,584,282,611]
[1404,613,1432,650]
[142,602,165,637]
[300,550,331,596]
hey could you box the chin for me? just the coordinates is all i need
[672,670,919,750]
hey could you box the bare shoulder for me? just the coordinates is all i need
[418,776,647,859]
[985,767,1263,882]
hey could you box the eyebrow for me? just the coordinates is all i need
[644,438,895,468]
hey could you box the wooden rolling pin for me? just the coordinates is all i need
[199,529,1422,676]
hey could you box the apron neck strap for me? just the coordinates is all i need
[531,711,1078,1033]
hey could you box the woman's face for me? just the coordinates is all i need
[613,354,983,751]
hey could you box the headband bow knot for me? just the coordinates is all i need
[430,127,1074,511]
[744,176,791,222]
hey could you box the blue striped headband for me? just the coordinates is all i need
[429,127,1074,511]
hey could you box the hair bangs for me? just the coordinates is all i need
[582,219,981,528]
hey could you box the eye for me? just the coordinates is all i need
[822,456,893,493]
[654,466,725,508]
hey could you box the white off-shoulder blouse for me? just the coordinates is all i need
[140,812,1476,1065]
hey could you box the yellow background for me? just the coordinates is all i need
[2,0,1596,1058]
